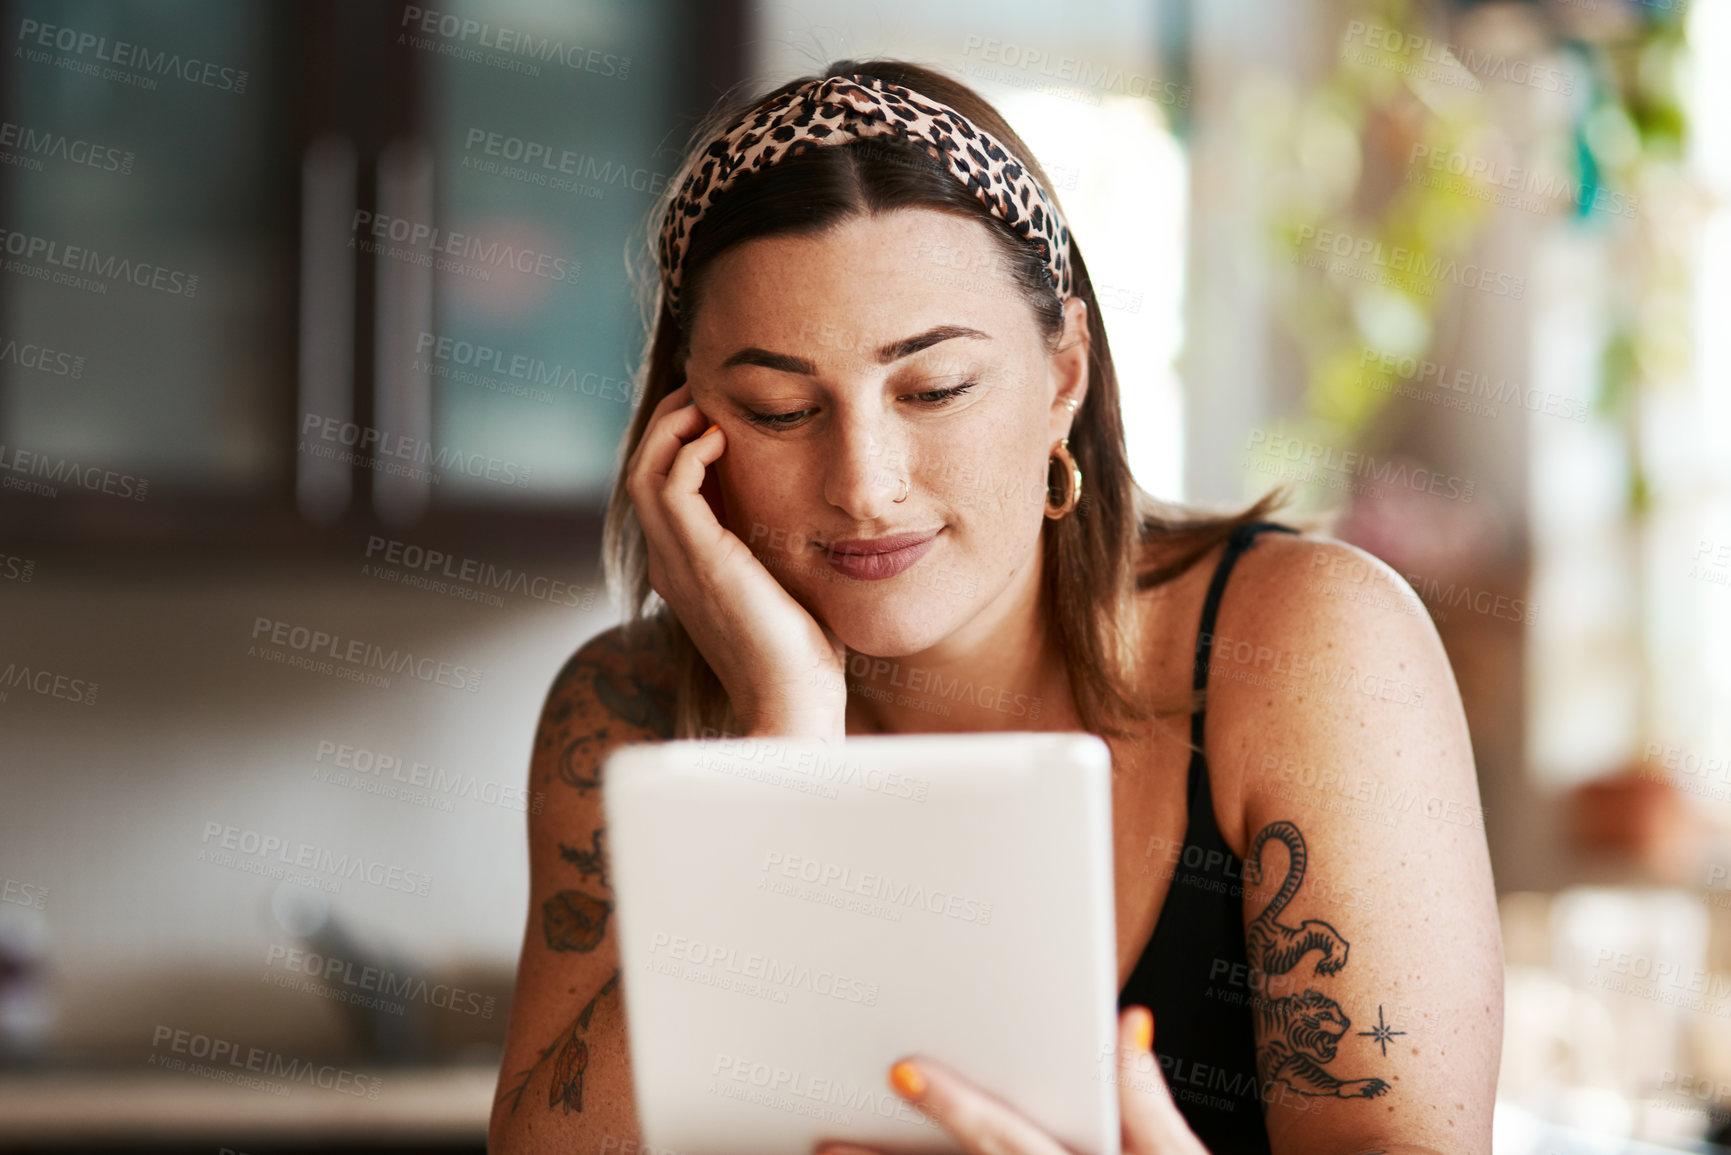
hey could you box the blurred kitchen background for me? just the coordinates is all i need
[0,0,1728,1150]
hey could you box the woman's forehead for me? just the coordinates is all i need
[686,210,1029,352]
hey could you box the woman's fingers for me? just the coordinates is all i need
[623,380,692,478]
[644,392,713,493]
[815,1013,1215,1155]
[626,383,744,606]
[626,385,711,548]
[657,417,730,557]
[886,1056,1072,1155]
[1115,1007,1209,1155]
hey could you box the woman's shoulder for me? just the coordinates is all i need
[1137,521,1412,619]
[524,620,678,805]
[1211,528,1436,664]
[541,618,678,742]
[1203,528,1458,784]
[1142,527,1453,847]
[1127,525,1412,686]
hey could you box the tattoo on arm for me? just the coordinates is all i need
[509,631,665,1117]
[542,889,612,952]
[543,829,614,951]
[560,827,610,890]
[540,631,677,795]
[591,663,675,739]
[1243,819,1393,1100]
[497,968,621,1115]
[577,630,677,739]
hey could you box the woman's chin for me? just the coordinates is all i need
[817,596,958,657]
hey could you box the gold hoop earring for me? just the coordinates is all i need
[893,476,909,503]
[1045,438,1082,520]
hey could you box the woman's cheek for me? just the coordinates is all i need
[720,477,760,544]
[724,465,796,551]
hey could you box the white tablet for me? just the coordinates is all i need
[602,730,1123,1155]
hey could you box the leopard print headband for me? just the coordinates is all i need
[657,72,1074,316]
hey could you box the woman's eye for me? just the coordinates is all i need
[744,407,815,429]
[743,381,978,429]
[906,381,978,407]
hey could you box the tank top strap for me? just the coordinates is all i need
[1187,520,1300,803]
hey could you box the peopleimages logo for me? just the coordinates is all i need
[1293,225,1525,300]
[0,661,99,705]
[264,944,496,1018]
[1,878,47,911]
[198,821,433,897]
[959,35,1191,108]
[1358,348,1587,423]
[350,211,579,285]
[413,331,641,404]
[760,850,994,925]
[0,120,134,174]
[0,444,147,501]
[399,6,631,78]
[1243,429,1475,504]
[0,335,83,378]
[298,414,533,488]
[150,1026,381,1098]
[313,738,538,815]
[0,227,198,296]
[248,616,483,693]
[1406,143,1637,220]
[646,931,881,1008]
[461,129,668,197]
[16,19,250,93]
[1341,20,1573,95]
[1401,573,1537,626]
[363,535,597,610]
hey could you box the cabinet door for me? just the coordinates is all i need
[0,0,293,509]
[0,0,739,542]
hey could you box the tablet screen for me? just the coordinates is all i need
[603,730,1122,1155]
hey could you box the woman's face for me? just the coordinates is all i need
[683,207,1089,656]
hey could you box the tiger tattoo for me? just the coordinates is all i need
[1241,820,1390,1099]
[1244,820,1349,978]
[1254,988,1389,1099]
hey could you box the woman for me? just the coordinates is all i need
[490,59,1503,1155]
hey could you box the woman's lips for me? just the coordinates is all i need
[821,529,940,581]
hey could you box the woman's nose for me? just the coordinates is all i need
[822,426,907,520]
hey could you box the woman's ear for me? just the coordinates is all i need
[1050,295,1090,430]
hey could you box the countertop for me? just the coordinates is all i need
[0,1063,495,1145]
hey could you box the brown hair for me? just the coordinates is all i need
[603,57,1297,741]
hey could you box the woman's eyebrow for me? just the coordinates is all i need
[719,324,991,375]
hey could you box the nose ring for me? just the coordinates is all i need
[893,476,909,503]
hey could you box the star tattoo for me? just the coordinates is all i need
[1356,1005,1406,1057]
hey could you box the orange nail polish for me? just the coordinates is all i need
[889,1059,926,1099]
[703,422,720,437]
[1132,1008,1153,1052]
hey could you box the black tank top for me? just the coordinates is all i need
[1117,519,1297,1154]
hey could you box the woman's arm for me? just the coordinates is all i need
[1213,536,1503,1155]
[488,625,676,1153]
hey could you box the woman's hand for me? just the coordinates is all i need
[625,381,849,738]
[814,1007,1209,1155]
